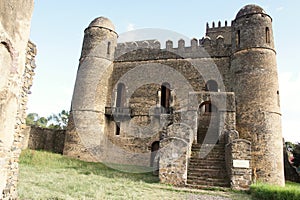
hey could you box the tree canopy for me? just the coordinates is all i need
[25,110,69,130]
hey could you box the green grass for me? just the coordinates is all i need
[18,149,251,200]
[250,182,300,200]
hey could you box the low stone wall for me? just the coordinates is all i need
[22,126,66,154]
[225,130,252,190]
[159,123,193,186]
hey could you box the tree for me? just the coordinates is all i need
[25,110,69,129]
[47,110,69,130]
[25,113,48,128]
[25,113,39,126]
[292,143,300,168]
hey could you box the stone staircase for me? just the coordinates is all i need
[187,143,230,188]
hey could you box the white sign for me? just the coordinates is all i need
[233,160,250,168]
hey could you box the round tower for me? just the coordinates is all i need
[231,5,284,185]
[64,17,118,161]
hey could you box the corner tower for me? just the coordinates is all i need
[64,17,118,161]
[231,5,284,185]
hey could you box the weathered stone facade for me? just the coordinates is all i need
[64,4,284,190]
[0,1,35,198]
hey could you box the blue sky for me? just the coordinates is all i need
[28,0,300,142]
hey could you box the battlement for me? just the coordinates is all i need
[206,20,231,29]
[205,20,232,45]
[115,37,231,61]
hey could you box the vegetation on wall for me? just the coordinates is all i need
[26,110,69,130]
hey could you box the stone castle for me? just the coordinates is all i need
[63,4,284,190]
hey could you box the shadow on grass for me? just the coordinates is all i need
[20,149,160,184]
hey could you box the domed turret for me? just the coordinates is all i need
[231,5,284,186]
[88,17,115,32]
[64,17,118,161]
[235,4,266,19]
[232,4,273,52]
[80,16,118,60]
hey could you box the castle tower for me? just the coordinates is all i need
[63,17,118,161]
[231,5,284,185]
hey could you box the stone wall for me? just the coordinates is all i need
[22,126,66,154]
[159,123,194,186]
[0,1,34,198]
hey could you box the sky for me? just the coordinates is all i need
[28,0,300,143]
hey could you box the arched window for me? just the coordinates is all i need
[161,82,171,113]
[107,41,111,54]
[205,80,218,92]
[116,83,125,107]
[266,27,270,43]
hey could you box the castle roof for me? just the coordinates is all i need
[88,17,115,31]
[235,4,266,19]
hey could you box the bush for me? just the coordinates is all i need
[251,182,300,200]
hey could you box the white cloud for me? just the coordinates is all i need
[126,23,136,31]
[279,72,300,143]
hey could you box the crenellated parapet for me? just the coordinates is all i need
[115,37,231,61]
[115,39,160,58]
[206,20,232,45]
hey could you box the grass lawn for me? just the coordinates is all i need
[251,181,300,200]
[18,150,251,200]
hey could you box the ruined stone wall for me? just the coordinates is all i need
[22,126,66,154]
[0,1,34,198]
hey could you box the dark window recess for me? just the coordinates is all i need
[107,41,111,54]
[266,27,270,43]
[161,82,171,113]
[115,122,120,135]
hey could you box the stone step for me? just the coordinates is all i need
[192,148,225,152]
[186,143,229,188]
[186,180,230,188]
[186,183,230,190]
[188,163,225,169]
[189,156,225,161]
[187,169,228,178]
[188,159,225,165]
[191,152,225,158]
[192,146,225,151]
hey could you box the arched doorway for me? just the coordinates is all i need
[150,141,160,175]
[197,102,219,144]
